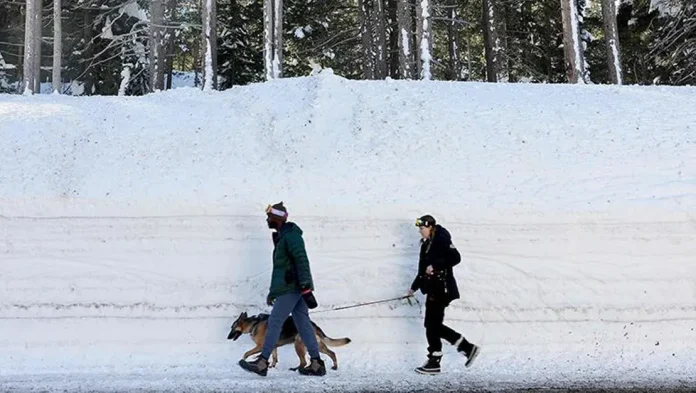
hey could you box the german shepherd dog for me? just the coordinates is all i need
[227,311,351,370]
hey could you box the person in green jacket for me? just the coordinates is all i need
[238,202,326,377]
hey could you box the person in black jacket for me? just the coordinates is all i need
[408,214,480,374]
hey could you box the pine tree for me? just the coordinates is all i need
[283,0,362,78]
[217,0,264,87]
[651,0,696,84]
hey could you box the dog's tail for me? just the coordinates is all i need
[324,336,352,347]
[313,322,352,347]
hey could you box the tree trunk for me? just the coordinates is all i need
[358,0,375,79]
[265,0,282,80]
[263,0,272,79]
[33,0,41,93]
[561,0,586,83]
[150,0,165,91]
[18,33,24,86]
[374,0,387,79]
[387,0,399,78]
[447,0,460,80]
[274,0,283,78]
[165,0,177,89]
[52,0,61,93]
[263,0,282,80]
[503,1,515,82]
[23,0,36,94]
[483,0,504,82]
[416,0,432,80]
[83,10,94,95]
[201,0,217,89]
[397,0,413,79]
[17,7,24,84]
[193,37,200,87]
[602,0,622,84]
[466,34,471,80]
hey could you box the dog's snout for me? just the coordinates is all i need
[227,330,242,341]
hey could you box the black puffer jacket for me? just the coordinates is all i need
[410,225,461,303]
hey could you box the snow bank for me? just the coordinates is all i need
[1,73,695,390]
[2,72,695,216]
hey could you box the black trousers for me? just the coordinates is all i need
[424,296,473,355]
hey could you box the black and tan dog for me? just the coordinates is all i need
[227,311,351,370]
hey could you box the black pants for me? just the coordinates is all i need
[424,296,473,355]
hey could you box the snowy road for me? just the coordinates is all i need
[2,335,696,392]
[2,377,694,393]
[3,348,696,393]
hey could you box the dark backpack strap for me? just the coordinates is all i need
[448,242,461,266]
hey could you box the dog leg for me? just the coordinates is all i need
[319,340,338,370]
[270,347,278,368]
[290,338,307,371]
[242,345,262,360]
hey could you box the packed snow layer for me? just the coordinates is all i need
[1,72,696,391]
[2,71,695,217]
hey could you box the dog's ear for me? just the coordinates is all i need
[242,311,247,318]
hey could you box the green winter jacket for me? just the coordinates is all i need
[268,222,315,299]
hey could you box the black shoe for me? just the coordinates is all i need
[298,357,326,376]
[239,355,269,376]
[460,343,480,368]
[415,352,442,375]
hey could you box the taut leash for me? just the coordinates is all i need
[310,295,419,314]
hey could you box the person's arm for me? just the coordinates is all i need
[286,232,313,290]
[430,236,460,270]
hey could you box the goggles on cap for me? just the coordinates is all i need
[415,218,433,228]
[266,204,288,218]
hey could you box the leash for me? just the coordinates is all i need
[310,295,419,314]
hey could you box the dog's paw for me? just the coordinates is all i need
[331,365,338,370]
[289,366,300,372]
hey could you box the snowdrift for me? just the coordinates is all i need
[1,72,695,391]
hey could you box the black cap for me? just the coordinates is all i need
[415,215,436,228]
